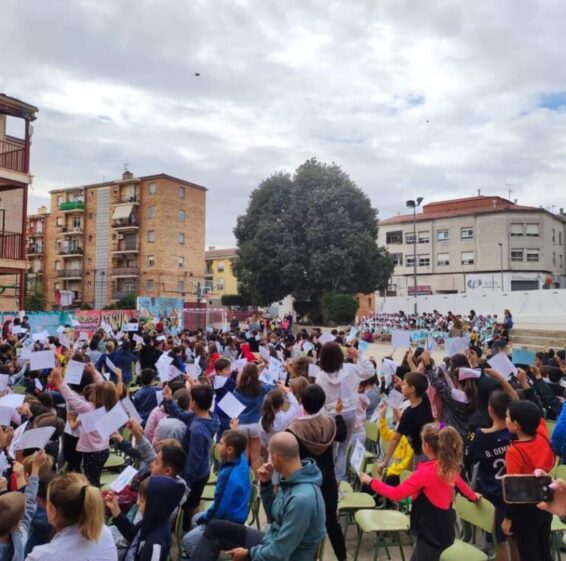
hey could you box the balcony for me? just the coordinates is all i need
[58,201,85,212]
[116,194,140,205]
[111,267,139,277]
[0,231,23,260]
[27,229,44,238]
[27,246,43,256]
[57,269,83,279]
[112,288,137,300]
[112,242,139,254]
[0,140,25,173]
[58,247,83,258]
[62,229,84,236]
[112,218,139,231]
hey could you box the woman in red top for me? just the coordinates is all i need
[360,423,479,561]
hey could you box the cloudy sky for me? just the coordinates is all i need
[2,0,566,246]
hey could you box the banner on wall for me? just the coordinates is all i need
[137,297,184,332]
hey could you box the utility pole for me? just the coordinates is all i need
[406,197,424,314]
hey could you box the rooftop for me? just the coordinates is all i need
[0,94,39,120]
[205,247,238,260]
[49,173,207,194]
[379,195,561,225]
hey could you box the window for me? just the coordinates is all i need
[461,227,474,240]
[56,217,64,227]
[553,252,556,266]
[391,253,403,266]
[560,232,563,245]
[147,206,156,219]
[178,232,185,244]
[217,277,225,290]
[510,223,523,237]
[385,231,403,244]
[217,261,224,272]
[146,279,154,291]
[526,224,540,237]
[147,231,156,243]
[418,254,430,267]
[561,255,563,268]
[179,186,186,199]
[437,230,449,241]
[405,232,416,245]
[511,249,524,262]
[147,255,155,267]
[148,183,156,195]
[418,231,430,244]
[178,256,184,268]
[54,260,60,271]
[177,279,185,293]
[178,209,185,222]
[57,196,64,206]
[526,249,540,262]
[88,212,94,220]
[461,251,474,265]
[406,255,415,267]
[72,216,81,229]
[437,253,450,266]
[553,229,556,243]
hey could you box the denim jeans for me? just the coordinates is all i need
[334,409,356,481]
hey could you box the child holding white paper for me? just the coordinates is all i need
[50,366,120,487]
[258,384,299,448]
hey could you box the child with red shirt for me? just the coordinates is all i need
[360,423,479,561]
[503,400,555,561]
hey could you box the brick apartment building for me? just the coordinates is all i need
[0,94,38,311]
[30,171,207,309]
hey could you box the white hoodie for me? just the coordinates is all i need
[315,356,375,415]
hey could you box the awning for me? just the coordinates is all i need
[112,204,134,220]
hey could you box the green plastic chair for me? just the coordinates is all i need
[440,495,495,561]
[551,515,566,561]
[353,509,411,561]
[364,422,380,456]
[547,420,557,437]
[340,480,354,494]
[167,507,184,561]
[247,485,261,529]
[338,492,376,537]
[104,452,126,471]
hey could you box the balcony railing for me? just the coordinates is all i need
[0,140,25,173]
[57,269,83,278]
[112,267,139,276]
[27,246,43,255]
[59,201,85,211]
[113,242,139,252]
[0,231,23,260]
[112,289,137,299]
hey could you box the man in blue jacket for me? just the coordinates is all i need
[182,430,251,557]
[132,368,158,426]
[191,431,326,561]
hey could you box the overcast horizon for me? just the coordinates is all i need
[2,0,566,247]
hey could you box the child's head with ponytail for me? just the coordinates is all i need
[261,389,285,433]
[421,423,463,482]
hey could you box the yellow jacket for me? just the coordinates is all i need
[378,417,414,477]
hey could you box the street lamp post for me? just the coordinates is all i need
[498,242,504,291]
[406,197,424,315]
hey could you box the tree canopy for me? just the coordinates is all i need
[233,158,393,317]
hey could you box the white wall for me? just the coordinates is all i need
[377,288,566,320]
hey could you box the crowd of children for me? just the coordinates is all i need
[0,310,562,561]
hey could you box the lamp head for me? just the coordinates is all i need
[416,197,424,206]
[406,200,415,208]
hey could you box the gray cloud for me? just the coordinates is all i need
[2,0,566,245]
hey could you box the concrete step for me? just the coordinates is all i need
[512,335,566,347]
[512,328,566,339]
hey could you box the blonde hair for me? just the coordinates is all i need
[90,381,119,410]
[23,454,53,478]
[48,473,104,542]
[421,423,463,482]
[290,376,309,401]
[0,492,25,535]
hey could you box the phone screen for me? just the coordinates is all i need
[503,476,552,504]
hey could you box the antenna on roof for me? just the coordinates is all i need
[123,162,129,173]
[505,183,516,200]
[477,188,481,197]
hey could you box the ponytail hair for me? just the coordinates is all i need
[261,389,285,433]
[48,473,104,542]
[421,423,463,482]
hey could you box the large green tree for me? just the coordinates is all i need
[233,159,393,318]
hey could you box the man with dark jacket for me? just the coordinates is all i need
[288,384,348,561]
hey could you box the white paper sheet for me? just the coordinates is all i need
[385,389,405,409]
[32,331,49,343]
[217,392,246,419]
[65,360,85,385]
[0,406,12,426]
[121,397,142,424]
[8,421,28,457]
[30,350,56,371]
[78,407,107,433]
[303,341,314,353]
[95,402,129,440]
[0,394,25,409]
[155,390,164,405]
[59,333,71,349]
[318,332,335,345]
[259,371,278,385]
[109,465,139,493]
[213,375,228,390]
[391,330,411,350]
[133,334,144,345]
[185,363,201,380]
[0,375,9,392]
[34,378,43,392]
[350,439,366,474]
[487,353,518,380]
[156,355,174,381]
[13,426,56,452]
[105,357,118,374]
[115,331,125,341]
[127,323,139,332]
[231,359,247,372]
[259,346,271,362]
